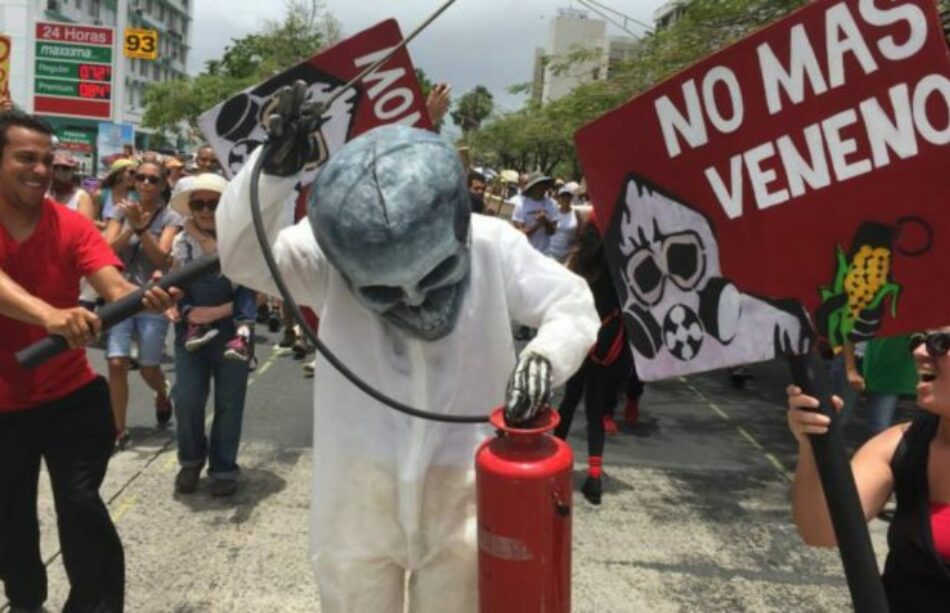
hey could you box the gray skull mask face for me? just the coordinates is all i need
[309,125,472,341]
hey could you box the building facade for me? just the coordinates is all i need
[0,0,192,168]
[653,0,688,31]
[531,9,639,106]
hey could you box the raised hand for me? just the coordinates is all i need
[263,80,327,177]
[785,384,844,445]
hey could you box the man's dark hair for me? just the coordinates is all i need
[0,111,53,160]
[467,170,486,187]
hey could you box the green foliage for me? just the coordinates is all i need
[415,68,434,100]
[142,0,340,135]
[450,85,494,134]
[466,0,808,177]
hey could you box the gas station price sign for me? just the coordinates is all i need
[33,22,114,120]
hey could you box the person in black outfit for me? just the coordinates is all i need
[787,327,950,611]
[554,222,642,505]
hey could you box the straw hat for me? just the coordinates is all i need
[169,173,228,216]
[106,158,137,180]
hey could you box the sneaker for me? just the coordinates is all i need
[303,358,316,377]
[624,398,640,427]
[292,329,310,359]
[223,334,250,362]
[255,304,269,324]
[582,476,602,505]
[114,430,131,453]
[155,381,173,426]
[278,326,297,348]
[267,311,281,333]
[210,479,238,497]
[603,415,619,435]
[175,466,201,494]
[184,323,218,352]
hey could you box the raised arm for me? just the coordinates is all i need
[787,385,903,546]
[215,147,327,309]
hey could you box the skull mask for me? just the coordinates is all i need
[309,125,471,341]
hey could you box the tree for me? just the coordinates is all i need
[142,0,339,137]
[465,0,809,176]
[450,86,494,134]
[415,68,434,100]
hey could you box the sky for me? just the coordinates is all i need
[189,0,669,115]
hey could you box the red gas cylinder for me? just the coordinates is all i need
[475,408,573,613]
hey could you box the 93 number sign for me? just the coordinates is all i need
[124,28,157,60]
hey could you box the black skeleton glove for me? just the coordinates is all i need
[504,353,553,425]
[263,80,327,177]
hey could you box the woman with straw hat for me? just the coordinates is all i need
[94,158,138,229]
[167,173,254,496]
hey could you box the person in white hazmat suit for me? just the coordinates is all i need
[215,83,599,612]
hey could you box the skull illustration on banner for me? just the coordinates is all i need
[606,176,812,380]
[198,19,431,187]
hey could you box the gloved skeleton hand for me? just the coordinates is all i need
[504,353,552,425]
[263,80,328,177]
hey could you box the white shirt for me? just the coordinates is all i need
[511,195,558,254]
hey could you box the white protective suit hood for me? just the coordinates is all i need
[215,144,598,612]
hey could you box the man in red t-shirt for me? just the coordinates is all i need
[0,111,178,612]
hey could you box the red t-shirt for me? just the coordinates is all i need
[0,199,122,412]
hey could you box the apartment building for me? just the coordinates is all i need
[0,0,193,163]
[531,9,639,106]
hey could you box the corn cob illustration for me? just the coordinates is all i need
[818,223,900,347]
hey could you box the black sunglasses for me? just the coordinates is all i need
[135,174,161,185]
[189,198,218,212]
[909,331,950,358]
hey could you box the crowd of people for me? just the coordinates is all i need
[0,71,946,611]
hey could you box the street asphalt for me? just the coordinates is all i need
[2,327,918,612]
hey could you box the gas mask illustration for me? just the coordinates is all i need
[613,176,813,380]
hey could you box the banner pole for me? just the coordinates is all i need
[787,350,889,613]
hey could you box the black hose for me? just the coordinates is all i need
[248,143,488,424]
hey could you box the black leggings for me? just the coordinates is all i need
[555,358,627,456]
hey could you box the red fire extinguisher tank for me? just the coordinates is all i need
[476,408,573,613]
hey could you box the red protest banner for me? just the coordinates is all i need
[198,19,431,180]
[576,0,950,381]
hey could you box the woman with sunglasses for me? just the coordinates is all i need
[94,158,138,230]
[103,161,181,450]
[167,174,254,496]
[788,328,950,608]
